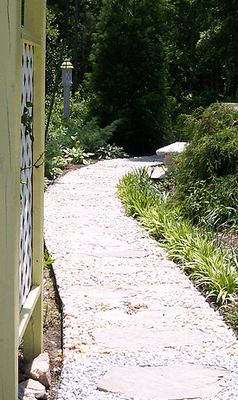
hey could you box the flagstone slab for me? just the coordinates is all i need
[70,248,149,259]
[90,248,149,258]
[71,236,130,247]
[96,307,185,323]
[100,264,146,274]
[97,365,230,399]
[92,327,215,348]
[74,284,190,301]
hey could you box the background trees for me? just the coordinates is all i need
[46,0,238,155]
[165,0,238,109]
[46,0,102,94]
[84,0,169,155]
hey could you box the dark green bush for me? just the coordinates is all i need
[171,103,238,227]
[84,0,169,156]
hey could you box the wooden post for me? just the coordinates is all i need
[21,0,46,362]
[0,0,46,397]
[0,1,22,398]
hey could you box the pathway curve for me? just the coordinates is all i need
[44,157,238,400]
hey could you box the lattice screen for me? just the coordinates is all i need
[19,43,34,312]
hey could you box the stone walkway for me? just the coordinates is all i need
[44,157,238,400]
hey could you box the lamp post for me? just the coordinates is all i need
[61,59,74,119]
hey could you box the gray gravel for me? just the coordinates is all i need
[55,351,238,400]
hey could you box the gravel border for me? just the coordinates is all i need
[55,351,238,400]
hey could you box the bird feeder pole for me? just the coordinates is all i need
[61,59,74,119]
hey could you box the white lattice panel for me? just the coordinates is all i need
[19,43,34,312]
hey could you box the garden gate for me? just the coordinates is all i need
[0,1,46,399]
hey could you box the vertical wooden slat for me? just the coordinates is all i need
[0,0,22,398]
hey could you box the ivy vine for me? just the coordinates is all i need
[21,101,34,141]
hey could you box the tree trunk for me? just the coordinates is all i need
[132,0,135,15]
[74,0,79,92]
[65,0,69,45]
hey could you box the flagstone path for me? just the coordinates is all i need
[44,157,238,400]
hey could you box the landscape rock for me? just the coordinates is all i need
[19,378,47,399]
[24,352,51,388]
[18,384,36,400]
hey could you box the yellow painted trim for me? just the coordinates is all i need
[22,0,46,362]
[21,27,42,46]
[0,0,46,395]
[19,285,41,341]
[0,0,22,398]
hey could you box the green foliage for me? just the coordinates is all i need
[46,8,64,96]
[45,94,124,180]
[227,310,238,330]
[96,144,129,160]
[64,117,121,153]
[139,205,181,241]
[85,0,169,155]
[171,103,238,227]
[117,167,165,217]
[164,0,238,113]
[179,103,238,142]
[43,248,55,270]
[21,102,34,141]
[161,219,237,304]
[44,122,68,180]
[63,139,93,165]
[46,0,238,120]
[46,0,102,91]
[117,168,238,304]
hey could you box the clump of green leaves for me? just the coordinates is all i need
[117,167,166,217]
[43,248,55,270]
[96,143,129,160]
[64,117,121,153]
[63,136,94,165]
[21,101,34,141]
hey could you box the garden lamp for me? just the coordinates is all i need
[61,59,74,118]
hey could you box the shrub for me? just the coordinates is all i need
[171,103,238,227]
[45,95,123,180]
[64,117,121,153]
